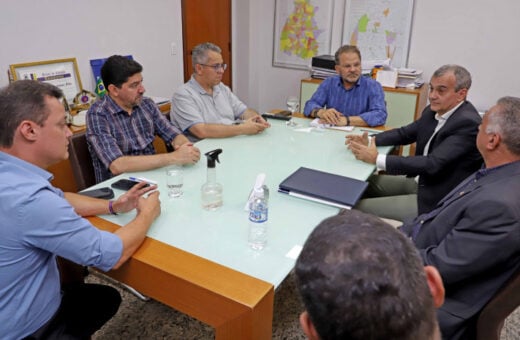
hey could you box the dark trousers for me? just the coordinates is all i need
[23,283,121,340]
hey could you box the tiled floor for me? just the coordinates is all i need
[90,272,519,339]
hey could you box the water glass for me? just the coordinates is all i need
[166,165,183,198]
[286,95,299,127]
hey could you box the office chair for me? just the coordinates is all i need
[476,269,520,340]
[68,130,97,191]
[68,131,150,301]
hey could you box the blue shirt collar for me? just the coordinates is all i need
[476,159,520,180]
[0,151,53,182]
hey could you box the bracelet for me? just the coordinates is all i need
[346,116,351,126]
[108,200,118,215]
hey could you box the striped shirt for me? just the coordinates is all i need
[86,95,182,182]
[303,75,387,126]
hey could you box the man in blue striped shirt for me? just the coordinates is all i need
[303,45,387,127]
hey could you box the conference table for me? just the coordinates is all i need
[86,118,391,339]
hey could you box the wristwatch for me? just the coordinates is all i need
[312,108,321,118]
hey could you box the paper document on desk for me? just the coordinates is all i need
[310,118,354,131]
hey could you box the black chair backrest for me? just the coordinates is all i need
[68,131,96,191]
[476,269,520,340]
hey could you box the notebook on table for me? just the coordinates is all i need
[278,167,368,209]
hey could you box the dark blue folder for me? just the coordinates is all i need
[278,167,368,208]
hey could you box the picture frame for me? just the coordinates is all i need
[9,58,83,104]
[273,0,334,70]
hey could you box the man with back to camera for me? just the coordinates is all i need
[295,210,445,340]
[303,44,387,127]
[399,96,520,339]
[0,80,161,339]
[347,64,483,221]
[170,42,270,142]
[87,55,201,183]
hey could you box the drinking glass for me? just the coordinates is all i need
[166,165,183,198]
[286,96,299,127]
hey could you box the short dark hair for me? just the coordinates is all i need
[295,210,437,340]
[0,80,63,147]
[334,45,362,65]
[101,55,143,89]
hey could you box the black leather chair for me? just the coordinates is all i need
[476,269,520,340]
[68,131,96,191]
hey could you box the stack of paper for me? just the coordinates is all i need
[396,69,424,88]
[310,67,336,80]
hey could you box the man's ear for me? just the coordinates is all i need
[19,120,39,142]
[424,266,445,308]
[300,311,320,340]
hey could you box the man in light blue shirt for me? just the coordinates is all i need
[304,45,387,127]
[0,80,161,339]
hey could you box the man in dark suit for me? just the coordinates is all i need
[347,65,482,220]
[400,96,520,339]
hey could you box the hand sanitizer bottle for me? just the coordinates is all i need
[201,149,223,210]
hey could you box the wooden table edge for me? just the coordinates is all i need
[88,215,274,339]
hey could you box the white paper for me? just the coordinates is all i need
[309,118,354,131]
[376,70,398,88]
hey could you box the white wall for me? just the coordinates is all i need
[239,0,520,113]
[1,0,519,114]
[0,0,184,98]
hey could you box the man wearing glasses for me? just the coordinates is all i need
[303,45,387,127]
[171,42,270,142]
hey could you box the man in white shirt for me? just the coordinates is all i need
[170,42,270,142]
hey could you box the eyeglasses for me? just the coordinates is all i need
[199,63,228,71]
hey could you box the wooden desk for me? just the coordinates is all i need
[49,102,172,192]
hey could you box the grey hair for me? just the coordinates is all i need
[432,64,472,91]
[192,42,222,71]
[486,96,520,155]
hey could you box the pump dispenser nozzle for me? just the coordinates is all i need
[205,149,223,168]
[202,149,223,210]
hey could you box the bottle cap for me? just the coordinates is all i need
[205,149,223,168]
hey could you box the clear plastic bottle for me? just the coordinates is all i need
[248,186,268,250]
[201,149,223,210]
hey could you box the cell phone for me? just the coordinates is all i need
[111,179,149,191]
[261,112,292,121]
[78,187,115,199]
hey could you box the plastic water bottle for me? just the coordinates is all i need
[248,186,268,250]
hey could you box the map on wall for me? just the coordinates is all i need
[342,0,415,68]
[273,0,333,70]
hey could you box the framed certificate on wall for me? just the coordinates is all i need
[10,58,83,104]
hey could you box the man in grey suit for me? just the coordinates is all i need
[347,65,482,220]
[400,96,520,339]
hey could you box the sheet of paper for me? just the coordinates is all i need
[309,118,354,131]
[375,70,398,88]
